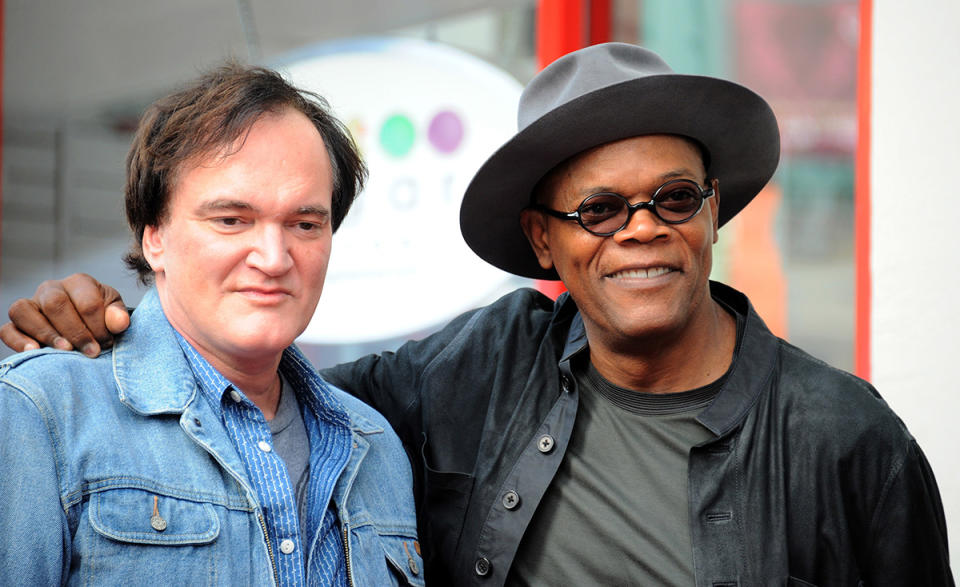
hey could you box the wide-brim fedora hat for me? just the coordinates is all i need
[460,42,780,280]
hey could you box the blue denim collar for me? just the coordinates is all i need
[112,288,197,415]
[110,288,384,435]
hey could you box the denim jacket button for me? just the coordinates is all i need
[475,556,491,576]
[257,440,272,453]
[502,490,520,510]
[537,435,555,453]
[229,389,242,403]
[279,539,295,554]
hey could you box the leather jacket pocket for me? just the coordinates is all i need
[421,437,474,550]
[89,487,220,545]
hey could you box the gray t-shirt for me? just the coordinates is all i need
[270,373,311,533]
[507,356,722,586]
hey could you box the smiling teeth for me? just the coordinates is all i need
[611,267,672,279]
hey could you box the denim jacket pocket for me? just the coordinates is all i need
[89,487,220,545]
[381,534,426,586]
[343,523,425,587]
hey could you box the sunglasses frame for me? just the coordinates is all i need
[532,178,715,236]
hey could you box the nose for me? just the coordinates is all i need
[612,202,668,244]
[246,224,293,276]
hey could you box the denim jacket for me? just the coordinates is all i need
[0,289,423,587]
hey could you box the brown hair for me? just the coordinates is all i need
[124,61,366,284]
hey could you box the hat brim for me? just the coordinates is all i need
[460,74,780,280]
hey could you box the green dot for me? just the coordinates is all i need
[380,115,415,157]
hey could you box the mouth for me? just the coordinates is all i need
[236,287,293,301]
[606,266,677,280]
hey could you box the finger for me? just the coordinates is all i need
[0,321,42,353]
[65,274,129,352]
[104,301,131,336]
[33,278,102,356]
[6,297,74,350]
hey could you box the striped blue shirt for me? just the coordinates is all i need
[176,333,351,586]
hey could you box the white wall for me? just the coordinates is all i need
[871,0,960,573]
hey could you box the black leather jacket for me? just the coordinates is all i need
[324,282,952,586]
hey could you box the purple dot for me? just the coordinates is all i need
[428,110,464,153]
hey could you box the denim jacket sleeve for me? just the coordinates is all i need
[0,378,70,584]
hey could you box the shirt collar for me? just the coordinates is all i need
[557,292,589,363]
[174,331,233,416]
[695,281,779,437]
[174,330,350,429]
[555,281,780,438]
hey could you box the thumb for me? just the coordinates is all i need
[102,286,131,335]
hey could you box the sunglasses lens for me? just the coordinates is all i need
[578,194,628,234]
[655,182,702,221]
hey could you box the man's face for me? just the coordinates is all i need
[521,134,719,349]
[142,107,334,365]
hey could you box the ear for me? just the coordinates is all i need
[519,209,556,271]
[141,224,166,274]
[709,178,720,244]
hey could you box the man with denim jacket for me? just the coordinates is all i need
[0,64,422,586]
[2,45,953,585]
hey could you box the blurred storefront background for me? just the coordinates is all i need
[1,0,859,373]
[3,0,959,575]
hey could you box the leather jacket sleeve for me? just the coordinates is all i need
[320,304,481,450]
[861,439,953,585]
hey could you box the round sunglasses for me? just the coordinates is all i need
[532,178,715,236]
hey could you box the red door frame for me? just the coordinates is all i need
[536,0,610,69]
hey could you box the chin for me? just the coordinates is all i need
[226,329,299,357]
[615,310,686,339]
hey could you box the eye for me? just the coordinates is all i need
[291,217,328,235]
[656,186,700,213]
[579,194,624,222]
[583,202,616,215]
[661,187,696,201]
[212,217,245,228]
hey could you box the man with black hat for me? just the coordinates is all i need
[2,43,952,585]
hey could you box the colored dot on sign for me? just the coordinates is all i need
[428,110,464,153]
[380,115,415,157]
